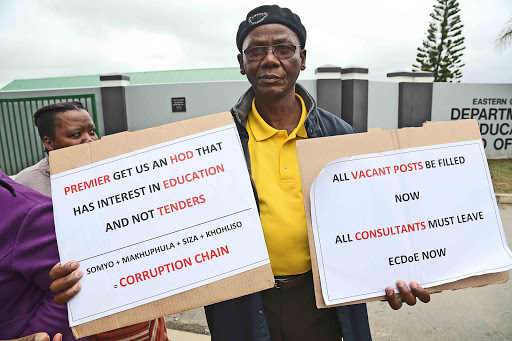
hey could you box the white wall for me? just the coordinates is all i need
[432,83,512,159]
[368,81,398,130]
[124,79,317,131]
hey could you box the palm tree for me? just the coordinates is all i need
[495,15,512,52]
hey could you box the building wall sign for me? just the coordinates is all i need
[172,97,186,112]
[432,83,512,159]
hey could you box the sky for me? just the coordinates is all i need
[0,0,511,88]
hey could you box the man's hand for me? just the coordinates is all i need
[2,333,62,341]
[49,261,82,305]
[385,280,430,310]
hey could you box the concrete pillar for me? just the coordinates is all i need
[341,66,369,132]
[315,65,342,118]
[387,71,434,128]
[100,74,130,135]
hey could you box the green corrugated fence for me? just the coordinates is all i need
[0,94,98,176]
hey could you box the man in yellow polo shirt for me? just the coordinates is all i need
[245,92,345,340]
[48,5,431,341]
[247,94,310,277]
[204,5,431,341]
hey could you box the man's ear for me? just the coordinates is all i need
[300,49,307,70]
[43,136,54,151]
[237,54,246,75]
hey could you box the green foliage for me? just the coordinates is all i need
[495,16,512,52]
[413,0,466,82]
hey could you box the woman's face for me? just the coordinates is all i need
[44,109,98,151]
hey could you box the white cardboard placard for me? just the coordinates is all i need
[51,124,270,325]
[310,140,512,306]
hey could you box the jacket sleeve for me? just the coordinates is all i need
[12,201,74,340]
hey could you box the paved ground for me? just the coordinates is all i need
[166,206,512,340]
[165,308,209,336]
[167,329,210,341]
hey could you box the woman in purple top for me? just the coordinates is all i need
[0,171,73,341]
[12,102,166,341]
[1,102,97,341]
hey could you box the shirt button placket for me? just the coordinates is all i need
[279,132,289,176]
[283,139,289,171]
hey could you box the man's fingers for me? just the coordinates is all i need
[53,282,81,305]
[385,286,402,310]
[34,334,50,341]
[49,261,79,281]
[410,281,431,303]
[385,280,431,310]
[7,332,50,341]
[49,262,83,306]
[397,280,416,306]
[50,268,83,294]
[13,332,61,341]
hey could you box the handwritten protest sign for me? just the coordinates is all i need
[297,120,511,307]
[49,113,273,336]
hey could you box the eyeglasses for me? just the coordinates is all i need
[243,44,301,61]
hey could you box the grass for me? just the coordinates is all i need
[488,159,512,194]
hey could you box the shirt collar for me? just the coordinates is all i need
[294,94,308,139]
[248,94,308,142]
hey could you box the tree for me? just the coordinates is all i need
[495,15,512,52]
[413,0,466,82]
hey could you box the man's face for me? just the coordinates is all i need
[44,109,98,151]
[238,23,306,98]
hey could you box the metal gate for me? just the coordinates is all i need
[0,94,98,175]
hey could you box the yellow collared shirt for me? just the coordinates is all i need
[246,94,310,276]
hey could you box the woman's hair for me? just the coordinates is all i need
[33,102,85,140]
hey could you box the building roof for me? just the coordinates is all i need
[1,67,247,91]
